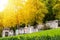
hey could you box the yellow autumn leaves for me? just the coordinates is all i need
[0,0,48,28]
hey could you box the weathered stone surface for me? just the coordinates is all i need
[2,28,14,37]
[37,24,44,29]
[46,20,58,28]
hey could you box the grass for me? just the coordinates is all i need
[0,28,60,40]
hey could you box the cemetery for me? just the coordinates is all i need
[2,26,38,37]
[2,20,60,37]
[1,27,60,40]
[0,0,60,40]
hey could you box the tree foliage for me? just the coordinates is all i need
[53,3,60,20]
[43,0,59,22]
[0,0,60,28]
[0,0,48,28]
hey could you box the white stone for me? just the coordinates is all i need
[24,26,28,33]
[9,30,14,36]
[37,24,44,29]
[19,28,24,34]
[15,29,19,35]
[2,29,10,37]
[27,26,34,33]
[46,20,58,28]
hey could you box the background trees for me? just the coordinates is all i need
[16,0,48,26]
[53,1,60,20]
[0,0,48,28]
[0,0,60,28]
[43,0,59,22]
[35,0,48,24]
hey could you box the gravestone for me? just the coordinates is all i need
[27,26,34,33]
[46,20,58,28]
[24,26,28,33]
[9,30,14,36]
[2,28,14,37]
[18,28,24,34]
[34,28,38,32]
[15,29,19,35]
[37,24,44,30]
[2,28,10,37]
[15,28,24,35]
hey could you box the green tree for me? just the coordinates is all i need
[53,4,60,20]
[43,0,58,22]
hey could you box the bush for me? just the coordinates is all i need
[0,28,60,40]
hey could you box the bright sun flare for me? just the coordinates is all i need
[0,0,8,12]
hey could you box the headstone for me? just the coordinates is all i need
[35,28,38,32]
[16,28,24,35]
[37,24,44,29]
[24,26,28,33]
[2,29,10,37]
[46,20,58,28]
[19,28,24,34]
[15,29,19,35]
[9,30,14,36]
[27,26,34,33]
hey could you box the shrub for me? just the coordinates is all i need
[0,28,60,40]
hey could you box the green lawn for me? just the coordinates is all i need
[0,28,60,40]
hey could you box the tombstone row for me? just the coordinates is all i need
[46,20,59,28]
[2,26,38,37]
[2,20,60,37]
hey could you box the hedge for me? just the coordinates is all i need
[0,28,60,40]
